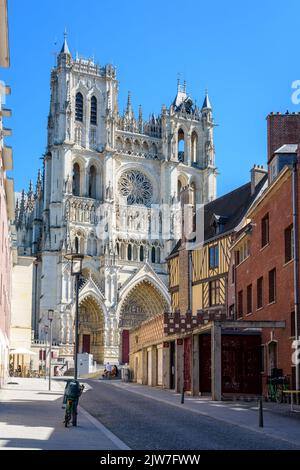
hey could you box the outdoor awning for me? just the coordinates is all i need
[9,348,38,356]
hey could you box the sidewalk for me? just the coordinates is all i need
[0,378,128,450]
[102,380,300,448]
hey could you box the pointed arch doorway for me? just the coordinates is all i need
[79,295,105,364]
[118,279,169,364]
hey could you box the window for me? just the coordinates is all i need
[75,92,83,122]
[238,290,243,318]
[285,224,294,263]
[268,268,276,303]
[151,246,156,263]
[127,244,132,261]
[191,131,198,163]
[209,280,219,306]
[209,245,219,269]
[178,129,185,162]
[247,284,252,314]
[88,165,97,199]
[139,246,144,262]
[257,276,263,309]
[261,214,269,247]
[90,96,97,125]
[72,163,80,196]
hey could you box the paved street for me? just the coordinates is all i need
[0,378,128,450]
[80,379,300,450]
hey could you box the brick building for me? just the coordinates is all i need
[231,145,300,393]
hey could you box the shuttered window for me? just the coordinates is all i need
[238,290,243,318]
[247,284,252,314]
[261,214,269,247]
[285,224,294,263]
[269,268,276,303]
[257,277,263,309]
[75,92,83,122]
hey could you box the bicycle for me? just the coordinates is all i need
[63,384,84,427]
[267,375,290,403]
[64,398,77,427]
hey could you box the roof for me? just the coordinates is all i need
[167,174,268,258]
[274,144,298,154]
[202,93,212,110]
[60,34,70,55]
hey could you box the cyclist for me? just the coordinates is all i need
[63,379,84,427]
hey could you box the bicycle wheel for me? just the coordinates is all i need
[64,401,72,427]
[72,402,77,427]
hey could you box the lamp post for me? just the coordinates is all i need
[44,325,49,380]
[48,309,54,391]
[64,252,84,381]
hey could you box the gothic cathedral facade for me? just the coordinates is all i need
[15,37,217,364]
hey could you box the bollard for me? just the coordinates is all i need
[259,396,264,427]
[181,387,185,404]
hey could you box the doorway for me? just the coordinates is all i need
[82,334,91,353]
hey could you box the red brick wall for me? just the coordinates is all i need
[235,169,298,391]
[267,112,300,163]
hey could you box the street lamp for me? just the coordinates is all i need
[64,252,84,381]
[48,309,54,391]
[44,325,49,380]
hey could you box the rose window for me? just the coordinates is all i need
[118,170,153,206]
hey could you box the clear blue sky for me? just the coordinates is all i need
[3,0,300,195]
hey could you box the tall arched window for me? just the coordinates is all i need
[75,236,79,254]
[127,244,132,261]
[90,96,97,125]
[75,92,83,122]
[139,245,144,262]
[72,163,81,196]
[88,165,97,199]
[151,246,156,263]
[191,131,198,163]
[178,129,185,162]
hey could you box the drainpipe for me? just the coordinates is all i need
[292,157,299,391]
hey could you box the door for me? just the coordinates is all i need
[199,334,211,393]
[184,336,192,392]
[122,330,130,364]
[170,341,175,389]
[82,334,90,353]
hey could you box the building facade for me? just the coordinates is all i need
[231,145,300,393]
[16,36,217,365]
[0,0,14,386]
[129,170,269,399]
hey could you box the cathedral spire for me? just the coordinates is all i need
[36,169,42,195]
[138,104,143,132]
[202,90,212,110]
[60,29,70,55]
[28,179,33,194]
[126,91,132,113]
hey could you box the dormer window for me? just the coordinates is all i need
[211,213,228,235]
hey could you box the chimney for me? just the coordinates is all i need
[251,164,267,194]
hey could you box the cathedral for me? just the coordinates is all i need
[15,35,217,364]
